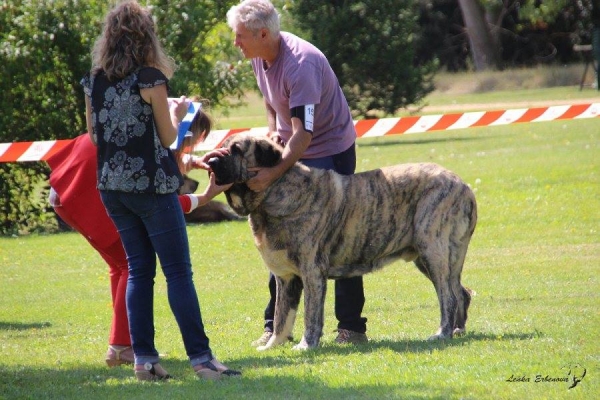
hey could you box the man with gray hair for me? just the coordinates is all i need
[227,0,369,347]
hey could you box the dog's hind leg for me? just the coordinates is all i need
[453,286,471,336]
[294,271,327,350]
[259,275,303,351]
[449,242,472,336]
[449,200,476,336]
[414,251,457,341]
[452,191,477,336]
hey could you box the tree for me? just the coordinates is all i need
[150,0,253,106]
[457,0,502,70]
[0,0,104,235]
[0,0,245,235]
[456,0,576,70]
[286,0,435,117]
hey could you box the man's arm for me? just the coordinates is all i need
[247,116,310,192]
[265,99,277,132]
[264,99,286,146]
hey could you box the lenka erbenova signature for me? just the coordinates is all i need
[506,364,586,389]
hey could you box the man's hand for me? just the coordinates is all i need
[247,167,280,192]
[248,123,311,192]
[266,131,285,147]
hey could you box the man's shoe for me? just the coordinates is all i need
[335,329,368,344]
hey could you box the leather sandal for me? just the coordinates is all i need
[134,362,172,381]
[194,359,241,380]
[105,345,134,367]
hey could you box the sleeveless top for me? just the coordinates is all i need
[80,67,183,194]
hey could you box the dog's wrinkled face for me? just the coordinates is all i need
[208,134,282,185]
[207,154,239,185]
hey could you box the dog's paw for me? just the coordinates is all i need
[256,334,288,350]
[292,337,317,350]
[427,328,452,341]
[292,342,309,351]
[427,334,448,341]
[453,327,466,337]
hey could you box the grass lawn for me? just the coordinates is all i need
[1,81,599,399]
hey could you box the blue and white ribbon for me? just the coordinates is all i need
[168,99,202,150]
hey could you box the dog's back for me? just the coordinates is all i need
[218,135,477,347]
[258,162,476,278]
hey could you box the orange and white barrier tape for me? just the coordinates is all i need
[1,103,599,163]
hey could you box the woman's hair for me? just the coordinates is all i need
[187,108,212,145]
[91,0,175,80]
[226,0,280,36]
[172,98,213,172]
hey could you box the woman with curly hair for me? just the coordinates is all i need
[81,0,240,381]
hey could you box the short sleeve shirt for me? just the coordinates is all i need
[252,32,356,159]
[80,67,182,194]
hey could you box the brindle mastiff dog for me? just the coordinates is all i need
[208,134,477,350]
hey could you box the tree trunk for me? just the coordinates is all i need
[457,0,501,70]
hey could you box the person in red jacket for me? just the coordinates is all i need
[47,106,222,367]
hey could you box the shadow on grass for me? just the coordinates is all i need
[357,330,542,355]
[230,331,543,372]
[240,331,542,363]
[0,332,541,399]
[0,331,543,399]
[0,363,457,400]
[0,321,51,331]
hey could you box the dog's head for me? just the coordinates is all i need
[208,134,283,215]
[208,134,283,185]
[178,175,199,195]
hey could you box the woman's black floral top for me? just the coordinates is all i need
[81,67,182,194]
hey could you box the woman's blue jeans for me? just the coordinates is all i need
[100,190,213,367]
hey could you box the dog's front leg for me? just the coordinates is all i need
[294,272,327,350]
[258,275,302,351]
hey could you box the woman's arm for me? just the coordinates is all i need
[178,173,232,213]
[140,85,187,148]
[85,96,96,145]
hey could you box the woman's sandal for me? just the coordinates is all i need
[105,345,134,367]
[194,359,241,380]
[134,362,172,381]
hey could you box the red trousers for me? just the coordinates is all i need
[53,206,130,346]
[47,133,195,346]
[48,134,130,346]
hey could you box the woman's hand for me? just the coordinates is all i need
[198,172,233,205]
[192,148,231,170]
[170,96,189,123]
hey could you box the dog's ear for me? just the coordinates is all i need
[229,141,243,156]
[222,135,236,148]
[255,139,282,167]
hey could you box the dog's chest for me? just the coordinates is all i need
[254,231,298,278]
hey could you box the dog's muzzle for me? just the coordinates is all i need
[208,155,237,185]
[208,155,259,186]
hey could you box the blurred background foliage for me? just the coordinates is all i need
[0,0,596,235]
